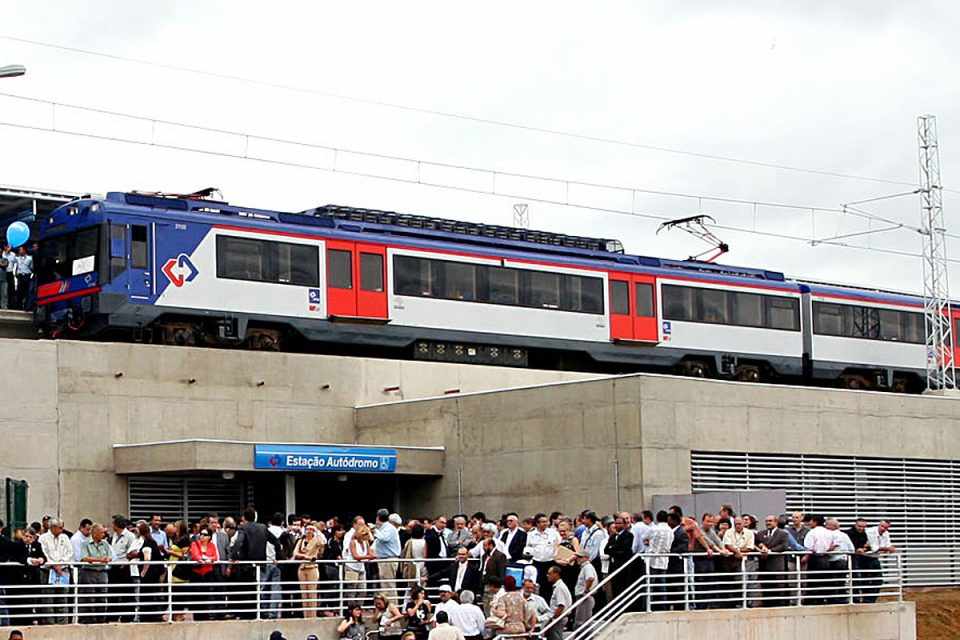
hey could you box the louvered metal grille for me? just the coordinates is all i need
[691,451,960,586]
[128,475,244,524]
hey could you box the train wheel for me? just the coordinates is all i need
[680,360,709,378]
[736,365,762,383]
[840,374,871,390]
[246,329,282,351]
[159,322,198,346]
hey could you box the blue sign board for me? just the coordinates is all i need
[254,444,398,473]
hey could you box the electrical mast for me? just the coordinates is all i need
[918,114,956,391]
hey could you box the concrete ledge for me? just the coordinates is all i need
[114,438,445,476]
[0,617,338,640]
[598,602,916,640]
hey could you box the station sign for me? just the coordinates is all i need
[254,444,398,473]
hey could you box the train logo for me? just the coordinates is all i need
[308,288,321,312]
[161,253,199,288]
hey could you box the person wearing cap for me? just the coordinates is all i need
[428,610,464,640]
[434,583,459,617]
[375,509,402,600]
[572,551,597,629]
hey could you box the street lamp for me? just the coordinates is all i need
[0,65,26,79]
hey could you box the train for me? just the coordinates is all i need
[32,191,945,393]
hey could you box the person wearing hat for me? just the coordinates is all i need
[572,551,597,629]
[434,583,459,617]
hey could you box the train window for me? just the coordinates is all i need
[902,313,924,344]
[217,236,264,281]
[732,292,764,327]
[635,283,654,317]
[327,249,352,289]
[611,281,629,315]
[217,236,319,287]
[560,275,603,313]
[879,309,903,341]
[279,243,320,287]
[662,284,694,321]
[699,289,729,324]
[131,225,148,269]
[766,297,800,331]
[394,255,433,296]
[528,271,560,309]
[580,276,603,314]
[487,266,519,305]
[360,253,384,292]
[442,261,477,301]
[814,302,843,336]
[110,225,125,279]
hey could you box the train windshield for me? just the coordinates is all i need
[36,226,100,285]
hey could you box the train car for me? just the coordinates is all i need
[29,191,931,391]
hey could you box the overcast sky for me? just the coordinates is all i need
[2,1,960,293]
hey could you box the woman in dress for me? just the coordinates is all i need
[373,591,405,637]
[293,524,324,618]
[490,575,535,635]
[400,524,428,585]
[556,518,582,597]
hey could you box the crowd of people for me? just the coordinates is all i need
[0,243,33,311]
[0,504,895,636]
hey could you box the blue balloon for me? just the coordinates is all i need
[6,222,29,249]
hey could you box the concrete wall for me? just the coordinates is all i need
[0,618,338,640]
[597,602,916,640]
[1,338,597,525]
[354,373,960,516]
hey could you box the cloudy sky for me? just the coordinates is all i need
[2,1,959,292]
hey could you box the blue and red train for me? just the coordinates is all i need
[33,191,942,392]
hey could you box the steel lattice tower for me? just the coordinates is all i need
[918,114,956,391]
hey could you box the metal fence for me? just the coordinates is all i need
[498,551,903,640]
[0,552,901,628]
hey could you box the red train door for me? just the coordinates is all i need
[325,240,388,320]
[609,275,633,341]
[325,240,356,318]
[632,275,658,342]
[356,243,388,319]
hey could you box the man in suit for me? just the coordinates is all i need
[446,546,482,595]
[425,517,452,587]
[480,538,507,614]
[666,512,689,610]
[604,513,635,599]
[231,508,281,619]
[756,515,790,607]
[499,513,527,563]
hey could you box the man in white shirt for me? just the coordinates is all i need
[428,610,465,640]
[572,551,597,629]
[468,523,508,558]
[454,589,488,640]
[578,512,608,575]
[109,515,137,622]
[499,514,527,563]
[521,579,551,628]
[862,520,895,603]
[645,511,674,610]
[70,518,93,561]
[631,511,654,555]
[39,518,74,624]
[546,566,572,640]
[802,515,836,605]
[826,518,855,604]
[524,513,561,600]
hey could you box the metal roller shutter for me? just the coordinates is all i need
[128,475,245,524]
[691,450,960,586]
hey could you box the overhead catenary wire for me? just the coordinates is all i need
[0,32,943,191]
[2,119,954,268]
[0,89,929,239]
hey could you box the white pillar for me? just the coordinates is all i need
[284,474,296,517]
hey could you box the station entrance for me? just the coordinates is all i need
[127,472,399,524]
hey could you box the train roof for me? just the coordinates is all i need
[46,191,933,303]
